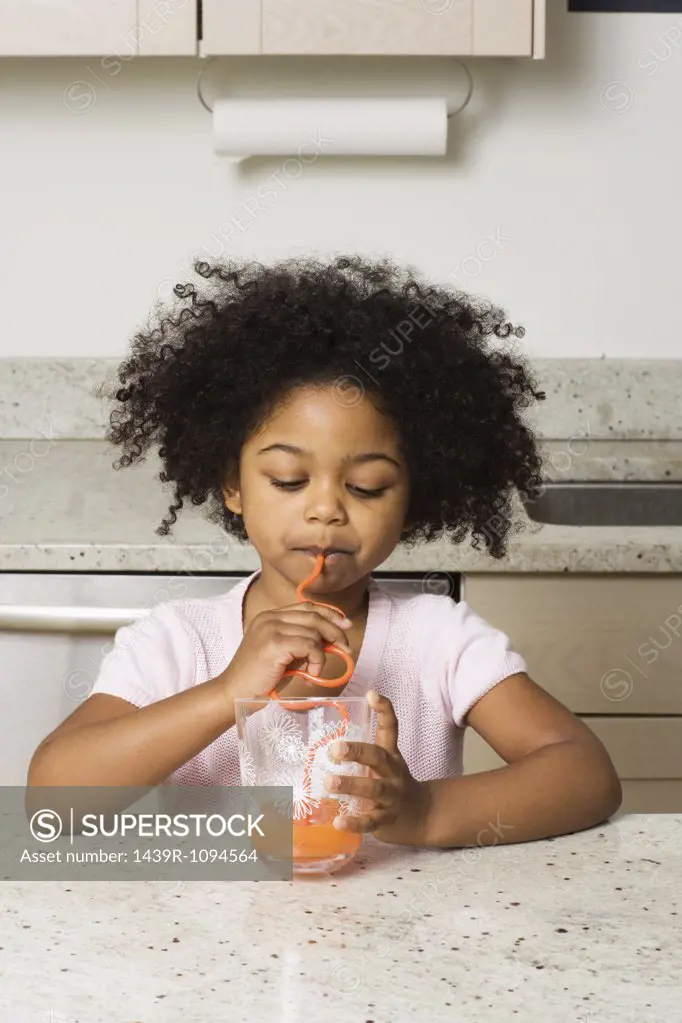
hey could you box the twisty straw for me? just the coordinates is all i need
[268,552,355,709]
[267,552,356,824]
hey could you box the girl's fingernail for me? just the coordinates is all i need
[340,618,352,628]
[332,741,348,759]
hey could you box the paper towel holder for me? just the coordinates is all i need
[196,57,473,119]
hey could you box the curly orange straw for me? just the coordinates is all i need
[268,552,355,710]
[267,552,356,825]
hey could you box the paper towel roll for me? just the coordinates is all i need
[212,97,448,162]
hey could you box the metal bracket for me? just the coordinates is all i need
[196,56,473,119]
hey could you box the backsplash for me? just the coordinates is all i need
[1,357,681,441]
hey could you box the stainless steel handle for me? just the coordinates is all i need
[0,605,151,633]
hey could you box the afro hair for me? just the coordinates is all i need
[103,254,546,559]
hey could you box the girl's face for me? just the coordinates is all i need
[222,384,412,589]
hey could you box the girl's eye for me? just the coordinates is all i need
[270,479,386,498]
[270,479,305,491]
[352,486,387,498]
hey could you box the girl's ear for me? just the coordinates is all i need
[221,478,242,516]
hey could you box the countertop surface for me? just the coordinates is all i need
[1,439,682,573]
[1,813,679,1023]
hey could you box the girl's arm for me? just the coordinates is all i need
[419,672,623,847]
[328,677,622,848]
[27,676,236,789]
[28,595,352,790]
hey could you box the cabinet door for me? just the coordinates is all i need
[0,0,138,56]
[262,0,473,55]
[586,717,682,780]
[0,573,236,786]
[474,0,534,56]
[202,0,543,57]
[201,0,261,55]
[617,780,682,814]
[138,0,198,55]
[462,575,682,716]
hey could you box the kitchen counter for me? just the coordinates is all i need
[1,813,679,1022]
[1,439,682,573]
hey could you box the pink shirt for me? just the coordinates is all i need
[90,570,527,786]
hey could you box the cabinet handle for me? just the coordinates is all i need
[0,605,151,633]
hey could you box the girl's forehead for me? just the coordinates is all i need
[247,387,403,461]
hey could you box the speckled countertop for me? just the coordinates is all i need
[1,813,679,1023]
[1,439,682,573]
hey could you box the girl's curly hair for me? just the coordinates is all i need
[103,254,545,559]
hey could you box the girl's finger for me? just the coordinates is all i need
[330,739,395,774]
[367,690,400,756]
[272,609,353,651]
[332,808,397,834]
[270,634,329,672]
[324,772,397,805]
[274,623,353,653]
[332,812,376,834]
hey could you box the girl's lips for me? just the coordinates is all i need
[297,549,349,560]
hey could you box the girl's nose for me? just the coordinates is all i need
[304,482,348,523]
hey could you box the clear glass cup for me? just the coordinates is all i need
[234,696,371,875]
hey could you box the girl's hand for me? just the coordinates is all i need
[326,690,432,846]
[220,600,353,702]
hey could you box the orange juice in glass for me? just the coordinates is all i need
[234,696,370,875]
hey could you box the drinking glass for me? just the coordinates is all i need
[234,696,371,875]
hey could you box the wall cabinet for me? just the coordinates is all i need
[201,0,546,57]
[0,0,198,56]
[461,575,682,814]
[0,1,544,58]
[0,0,135,56]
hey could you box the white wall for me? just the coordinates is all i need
[1,2,681,358]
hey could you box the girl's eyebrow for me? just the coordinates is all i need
[257,442,402,469]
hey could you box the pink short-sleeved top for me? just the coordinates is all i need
[89,570,527,785]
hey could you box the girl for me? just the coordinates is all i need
[28,255,622,847]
